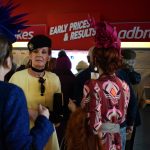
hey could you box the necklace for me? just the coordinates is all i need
[31,66,45,72]
[28,68,46,96]
[28,68,45,78]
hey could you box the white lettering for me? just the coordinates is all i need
[126,27,136,39]
[118,26,150,40]
[16,31,34,40]
[50,27,54,35]
[70,28,96,40]
[28,31,34,39]
[69,19,91,31]
[118,30,127,39]
[143,29,150,38]
[49,24,68,35]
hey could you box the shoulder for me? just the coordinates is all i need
[45,71,60,85]
[0,81,21,91]
[10,69,28,79]
[116,77,130,92]
[117,69,128,77]
[45,71,59,79]
[84,79,99,90]
[9,70,28,85]
[76,67,91,81]
[78,67,91,76]
[129,70,141,84]
[0,81,24,98]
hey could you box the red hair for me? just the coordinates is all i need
[65,108,103,150]
[93,47,122,75]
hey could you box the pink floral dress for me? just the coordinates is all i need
[81,75,130,150]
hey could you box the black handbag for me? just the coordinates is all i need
[49,93,63,124]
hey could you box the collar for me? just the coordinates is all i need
[31,66,45,72]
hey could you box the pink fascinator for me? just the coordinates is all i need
[89,19,121,53]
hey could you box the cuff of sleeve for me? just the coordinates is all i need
[35,115,54,135]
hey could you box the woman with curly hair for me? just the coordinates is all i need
[67,21,130,150]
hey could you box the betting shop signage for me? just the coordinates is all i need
[15,13,150,50]
[47,14,150,49]
[113,22,150,42]
[15,24,47,41]
[49,19,96,41]
[47,13,99,50]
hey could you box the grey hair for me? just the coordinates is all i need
[0,36,12,66]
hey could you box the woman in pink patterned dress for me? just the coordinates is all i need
[81,21,130,150]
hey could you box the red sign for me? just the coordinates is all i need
[15,24,47,41]
[112,22,150,42]
[16,14,150,50]
[47,14,150,49]
[47,13,99,50]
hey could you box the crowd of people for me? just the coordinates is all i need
[0,1,142,150]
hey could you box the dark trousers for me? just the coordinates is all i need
[56,120,67,150]
[125,127,136,150]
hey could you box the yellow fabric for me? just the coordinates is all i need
[9,69,61,150]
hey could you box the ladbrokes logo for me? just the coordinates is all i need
[118,26,150,39]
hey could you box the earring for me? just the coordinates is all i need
[94,66,98,72]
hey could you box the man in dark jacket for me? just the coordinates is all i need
[73,46,98,106]
[117,49,141,150]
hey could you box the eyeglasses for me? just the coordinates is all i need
[38,77,46,96]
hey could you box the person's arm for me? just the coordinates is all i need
[73,72,91,107]
[30,115,54,150]
[81,80,102,135]
[117,69,137,126]
[126,83,137,126]
[3,85,54,150]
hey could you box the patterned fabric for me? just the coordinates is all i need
[81,75,130,150]
[117,69,140,126]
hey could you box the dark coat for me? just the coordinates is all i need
[117,69,141,126]
[73,66,93,106]
[55,66,76,148]
[55,69,76,120]
[0,81,54,150]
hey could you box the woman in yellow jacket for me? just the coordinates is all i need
[10,35,61,150]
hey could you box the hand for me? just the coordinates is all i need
[126,126,133,140]
[29,109,38,121]
[126,126,133,134]
[68,99,77,112]
[38,104,50,119]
